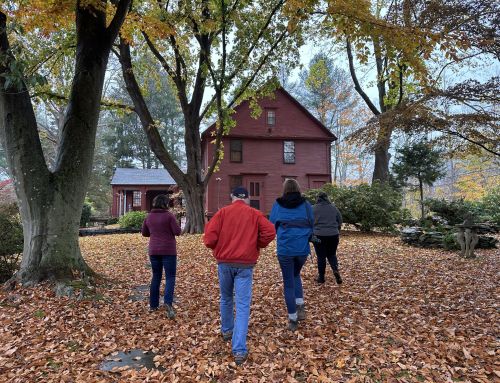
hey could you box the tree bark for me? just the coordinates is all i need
[118,37,208,234]
[346,39,395,184]
[372,122,393,183]
[419,177,425,220]
[182,180,206,234]
[0,1,130,286]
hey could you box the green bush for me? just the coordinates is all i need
[305,182,408,232]
[80,202,93,228]
[423,188,500,229]
[442,232,460,250]
[479,186,500,225]
[118,211,147,229]
[106,217,119,225]
[0,204,23,282]
[424,198,481,225]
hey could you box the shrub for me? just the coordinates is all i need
[118,211,147,229]
[424,198,484,225]
[80,202,93,228]
[0,204,23,282]
[479,186,500,225]
[442,232,460,250]
[106,217,119,225]
[305,182,408,232]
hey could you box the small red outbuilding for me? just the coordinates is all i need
[110,168,177,217]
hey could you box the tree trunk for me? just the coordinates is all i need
[182,180,206,234]
[0,2,130,285]
[419,178,425,220]
[118,38,208,233]
[372,122,393,183]
[17,188,92,284]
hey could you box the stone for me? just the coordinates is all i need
[100,349,164,372]
[54,283,74,297]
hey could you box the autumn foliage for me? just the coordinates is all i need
[1,233,498,382]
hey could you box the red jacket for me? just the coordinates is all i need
[204,200,276,264]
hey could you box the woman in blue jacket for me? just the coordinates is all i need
[269,179,313,331]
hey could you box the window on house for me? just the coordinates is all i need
[266,110,276,126]
[133,191,141,207]
[229,175,243,193]
[230,139,242,162]
[283,141,295,164]
[249,182,260,197]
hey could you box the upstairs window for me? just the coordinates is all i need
[230,139,242,162]
[266,109,276,126]
[283,141,295,164]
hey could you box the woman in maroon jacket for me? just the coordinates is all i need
[141,194,181,318]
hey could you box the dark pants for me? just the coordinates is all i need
[313,235,340,277]
[149,255,177,308]
[277,255,308,314]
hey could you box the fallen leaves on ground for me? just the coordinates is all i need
[0,232,498,382]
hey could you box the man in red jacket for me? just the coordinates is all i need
[204,186,275,366]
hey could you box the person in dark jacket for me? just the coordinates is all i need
[141,194,181,318]
[312,192,343,284]
[269,179,313,331]
[204,186,276,366]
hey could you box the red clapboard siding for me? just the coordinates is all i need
[202,88,336,217]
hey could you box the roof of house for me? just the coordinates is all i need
[0,179,12,189]
[201,87,337,140]
[110,168,176,186]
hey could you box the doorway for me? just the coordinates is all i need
[246,178,263,211]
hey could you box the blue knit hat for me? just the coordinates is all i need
[231,186,249,199]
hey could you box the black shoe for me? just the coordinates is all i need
[296,304,306,321]
[333,271,342,285]
[222,331,232,342]
[288,319,298,331]
[234,353,248,366]
[316,275,325,284]
[165,304,176,319]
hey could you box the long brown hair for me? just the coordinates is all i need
[282,178,301,195]
[152,194,169,209]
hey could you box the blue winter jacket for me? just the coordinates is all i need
[269,192,313,257]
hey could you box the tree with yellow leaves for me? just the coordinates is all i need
[0,0,131,286]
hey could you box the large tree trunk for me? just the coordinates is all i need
[182,180,206,234]
[372,123,392,183]
[17,190,92,283]
[0,2,130,286]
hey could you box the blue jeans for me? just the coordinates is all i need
[150,255,177,308]
[218,264,253,356]
[277,255,308,314]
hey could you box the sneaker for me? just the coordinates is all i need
[165,304,176,319]
[288,319,298,331]
[316,275,325,284]
[234,353,247,366]
[149,307,159,312]
[296,304,306,321]
[333,271,342,285]
[222,331,232,342]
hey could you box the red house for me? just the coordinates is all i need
[0,179,16,205]
[201,88,336,217]
[110,168,177,217]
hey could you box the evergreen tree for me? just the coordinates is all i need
[392,142,446,219]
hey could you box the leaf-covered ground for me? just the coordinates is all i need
[1,232,498,382]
